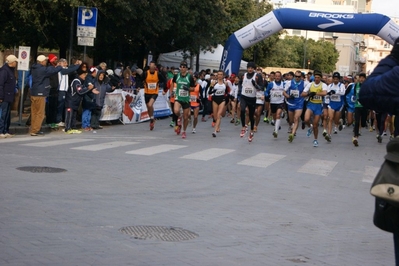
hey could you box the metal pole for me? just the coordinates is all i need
[83,46,86,62]
[303,30,308,69]
[18,71,25,125]
[68,7,74,64]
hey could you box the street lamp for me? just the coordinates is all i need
[333,35,338,47]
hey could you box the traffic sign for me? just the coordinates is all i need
[77,7,97,38]
[18,46,30,71]
[78,37,94,47]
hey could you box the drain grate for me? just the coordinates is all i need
[16,166,67,173]
[119,225,198,242]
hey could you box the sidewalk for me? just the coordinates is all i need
[9,110,53,135]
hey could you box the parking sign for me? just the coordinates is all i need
[77,7,97,38]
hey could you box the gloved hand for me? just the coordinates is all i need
[327,90,336,95]
[308,92,316,98]
[289,94,296,99]
[181,84,189,91]
[390,37,399,61]
[251,79,260,90]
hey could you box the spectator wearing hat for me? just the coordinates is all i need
[29,55,63,136]
[0,55,18,138]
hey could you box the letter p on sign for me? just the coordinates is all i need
[81,9,93,25]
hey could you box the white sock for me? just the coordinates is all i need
[275,119,281,132]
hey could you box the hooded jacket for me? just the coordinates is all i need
[94,70,114,108]
[65,76,92,110]
[30,63,62,97]
[359,55,399,114]
[0,63,17,103]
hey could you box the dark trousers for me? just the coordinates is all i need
[46,92,58,124]
[90,107,102,129]
[201,98,210,118]
[0,102,11,134]
[394,115,399,137]
[375,112,387,136]
[394,232,399,266]
[240,96,256,130]
[65,107,77,132]
[354,107,368,137]
[56,91,66,123]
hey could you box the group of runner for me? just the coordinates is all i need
[141,60,397,146]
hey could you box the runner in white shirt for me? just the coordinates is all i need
[265,71,285,138]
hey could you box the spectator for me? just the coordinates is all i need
[81,66,98,131]
[0,55,18,138]
[91,70,115,129]
[17,66,31,117]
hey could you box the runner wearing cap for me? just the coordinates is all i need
[301,70,327,147]
[324,72,346,142]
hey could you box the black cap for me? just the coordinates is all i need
[180,61,188,67]
[332,72,340,79]
[247,62,256,69]
[313,70,322,77]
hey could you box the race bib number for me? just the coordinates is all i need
[290,90,299,98]
[148,83,157,90]
[179,89,188,97]
[190,96,197,102]
[313,95,322,101]
[330,95,340,102]
[215,90,224,96]
[244,87,253,94]
[272,91,283,98]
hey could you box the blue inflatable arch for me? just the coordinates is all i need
[220,8,399,76]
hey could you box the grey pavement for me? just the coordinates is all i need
[0,115,394,266]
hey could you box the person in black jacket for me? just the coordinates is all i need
[64,67,99,134]
[359,37,399,265]
[0,55,18,138]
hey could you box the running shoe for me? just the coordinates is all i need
[201,117,206,122]
[253,126,257,133]
[230,118,235,123]
[57,122,65,127]
[192,128,196,134]
[182,132,186,139]
[174,125,181,135]
[288,133,294,143]
[322,129,327,137]
[307,126,313,137]
[377,134,382,143]
[248,132,254,142]
[352,137,359,147]
[212,121,215,127]
[263,117,268,123]
[72,129,82,134]
[212,132,217,138]
[150,120,155,131]
[170,120,175,127]
[383,131,387,136]
[339,119,343,131]
[390,135,394,141]
[271,120,275,126]
[313,139,319,147]
[235,119,240,126]
[240,129,246,138]
[281,112,285,119]
[334,127,338,134]
[273,131,278,138]
[325,134,331,142]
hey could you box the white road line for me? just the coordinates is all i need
[0,136,50,143]
[297,159,337,176]
[180,148,235,161]
[126,144,187,156]
[21,139,94,147]
[71,141,139,151]
[237,153,286,168]
[362,166,380,183]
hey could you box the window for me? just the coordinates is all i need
[292,30,301,36]
[380,52,383,57]
[384,43,390,49]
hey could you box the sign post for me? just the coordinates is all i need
[77,7,97,59]
[18,46,31,125]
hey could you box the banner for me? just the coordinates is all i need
[153,90,172,118]
[121,89,149,124]
[100,90,123,121]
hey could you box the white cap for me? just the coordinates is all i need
[6,55,18,63]
[37,55,48,62]
[106,69,114,76]
[205,74,210,79]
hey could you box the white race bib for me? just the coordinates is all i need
[330,95,341,102]
[244,87,253,94]
[148,83,157,90]
[215,90,224,96]
[272,91,283,98]
[190,96,197,102]
[290,90,299,98]
[179,90,188,97]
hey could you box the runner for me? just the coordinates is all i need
[322,75,332,137]
[324,72,346,142]
[254,78,265,133]
[172,61,196,139]
[263,71,274,123]
[352,73,367,146]
[283,70,305,142]
[344,77,355,129]
[239,62,263,142]
[265,71,285,138]
[209,70,230,137]
[300,70,327,147]
[142,61,166,130]
[190,73,201,133]
[229,75,239,125]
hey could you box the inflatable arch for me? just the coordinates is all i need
[220,8,399,75]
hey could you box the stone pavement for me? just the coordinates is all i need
[0,116,395,266]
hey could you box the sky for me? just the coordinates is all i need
[270,0,399,18]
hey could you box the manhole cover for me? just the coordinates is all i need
[119,226,198,242]
[16,166,67,173]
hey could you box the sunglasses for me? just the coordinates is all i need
[295,75,301,78]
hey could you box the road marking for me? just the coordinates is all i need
[71,141,139,151]
[21,138,94,147]
[0,136,50,143]
[126,144,186,156]
[180,148,235,161]
[362,166,380,183]
[297,159,337,176]
[237,153,286,168]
